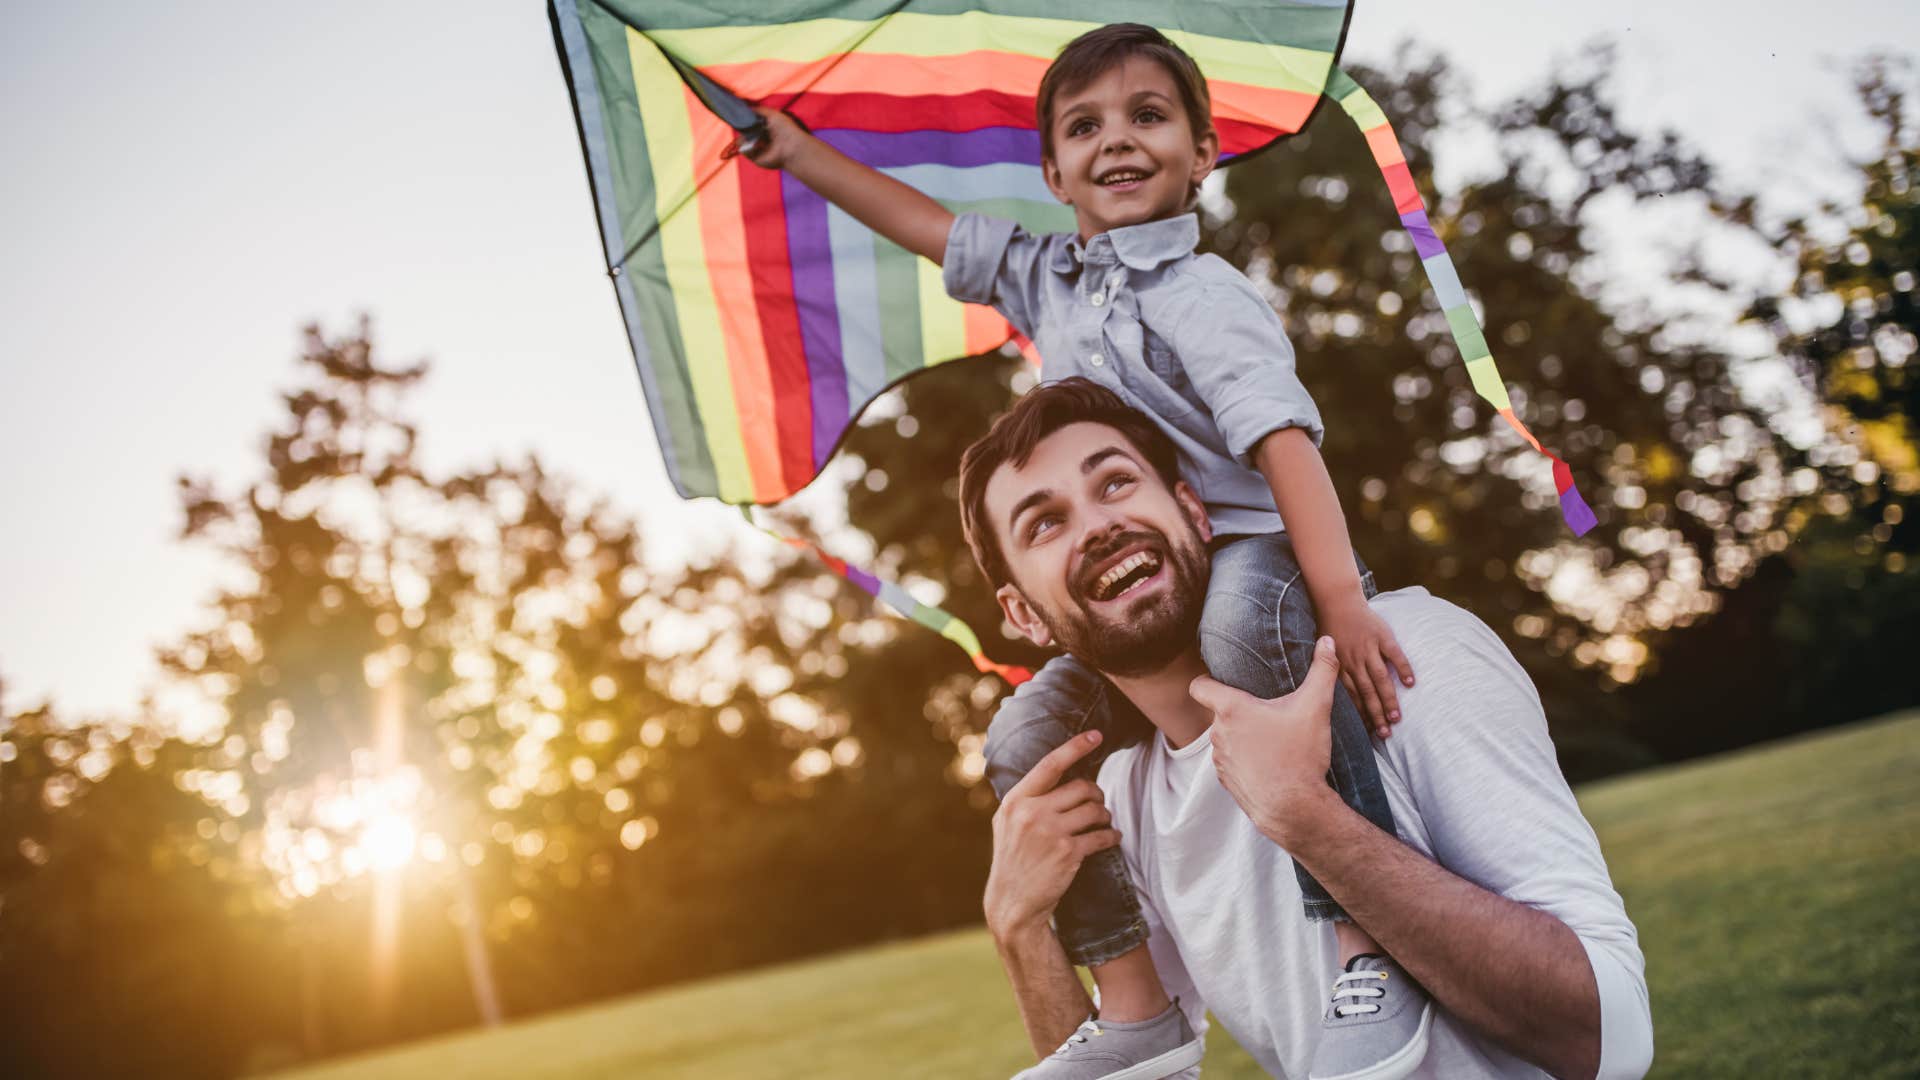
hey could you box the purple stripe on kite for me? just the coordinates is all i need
[1559,486,1598,537]
[1399,210,1446,260]
[781,170,850,469]
[817,125,1040,169]
[844,564,883,597]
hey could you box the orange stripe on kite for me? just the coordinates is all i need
[687,88,786,502]
[963,303,1010,356]
[1362,123,1405,168]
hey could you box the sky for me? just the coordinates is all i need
[2,1,1913,717]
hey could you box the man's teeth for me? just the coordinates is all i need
[1094,551,1159,599]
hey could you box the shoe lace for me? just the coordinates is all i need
[1052,1017,1103,1055]
[1329,969,1390,1017]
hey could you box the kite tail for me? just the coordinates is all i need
[739,508,1034,686]
[1329,67,1598,537]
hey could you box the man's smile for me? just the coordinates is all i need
[1077,537,1171,605]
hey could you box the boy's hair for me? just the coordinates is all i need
[1035,23,1215,162]
[959,378,1183,592]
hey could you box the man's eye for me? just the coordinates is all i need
[1103,475,1135,496]
[1028,515,1060,541]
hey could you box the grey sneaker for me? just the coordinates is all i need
[1306,954,1433,1080]
[1011,1000,1204,1080]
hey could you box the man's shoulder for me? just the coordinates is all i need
[1367,588,1551,772]
[1369,587,1495,648]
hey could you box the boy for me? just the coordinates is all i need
[747,23,1428,1080]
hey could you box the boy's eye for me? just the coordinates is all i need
[1135,107,1165,124]
[1067,118,1095,137]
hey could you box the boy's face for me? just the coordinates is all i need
[1042,54,1219,240]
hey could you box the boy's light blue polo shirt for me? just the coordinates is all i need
[943,211,1322,537]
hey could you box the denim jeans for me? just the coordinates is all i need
[982,532,1397,966]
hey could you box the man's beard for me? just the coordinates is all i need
[1033,526,1210,678]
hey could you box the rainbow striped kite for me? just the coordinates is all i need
[549,0,1596,678]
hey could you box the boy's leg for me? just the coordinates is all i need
[1195,533,1397,924]
[983,653,1156,977]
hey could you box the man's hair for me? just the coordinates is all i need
[1035,23,1215,162]
[958,378,1183,592]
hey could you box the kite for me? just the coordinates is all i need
[548,0,1597,681]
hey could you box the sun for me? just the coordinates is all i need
[358,810,418,871]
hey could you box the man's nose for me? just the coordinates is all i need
[1077,514,1128,555]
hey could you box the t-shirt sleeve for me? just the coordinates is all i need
[1377,595,1655,1080]
[1167,276,1324,464]
[942,211,1049,341]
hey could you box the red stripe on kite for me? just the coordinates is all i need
[737,158,817,492]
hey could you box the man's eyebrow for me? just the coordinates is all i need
[1007,487,1057,537]
[1081,446,1139,474]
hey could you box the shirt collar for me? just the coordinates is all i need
[1048,213,1200,275]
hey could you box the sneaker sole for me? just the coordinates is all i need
[1308,1002,1433,1080]
[1100,1035,1206,1080]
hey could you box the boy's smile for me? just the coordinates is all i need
[1042,55,1219,241]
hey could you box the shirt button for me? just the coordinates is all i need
[1089,352,1105,367]
[1090,292,1105,306]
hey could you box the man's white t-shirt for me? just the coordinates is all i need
[1096,589,1654,1079]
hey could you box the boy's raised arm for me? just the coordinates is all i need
[1255,429,1415,734]
[742,108,955,264]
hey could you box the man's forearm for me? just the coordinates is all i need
[1286,794,1603,1080]
[992,917,1095,1060]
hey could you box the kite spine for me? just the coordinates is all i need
[1329,68,1599,537]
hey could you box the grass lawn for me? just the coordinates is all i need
[271,711,1919,1079]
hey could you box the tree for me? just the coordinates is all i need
[1724,55,1920,729]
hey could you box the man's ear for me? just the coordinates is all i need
[1041,154,1073,206]
[1189,128,1220,190]
[1173,480,1212,544]
[997,583,1055,648]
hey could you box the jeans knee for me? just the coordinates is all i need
[982,657,1100,799]
[1198,586,1283,693]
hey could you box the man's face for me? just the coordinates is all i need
[984,422,1213,677]
[1042,55,1219,240]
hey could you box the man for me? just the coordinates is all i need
[959,379,1652,1079]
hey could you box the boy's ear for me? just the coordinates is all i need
[997,583,1055,648]
[1041,155,1074,206]
[1189,128,1220,190]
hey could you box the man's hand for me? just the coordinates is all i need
[1191,636,1348,847]
[983,730,1121,940]
[1320,597,1415,738]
